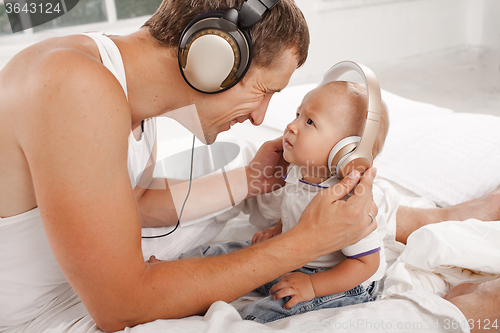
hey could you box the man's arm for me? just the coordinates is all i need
[135,136,288,227]
[131,133,249,227]
[135,167,249,227]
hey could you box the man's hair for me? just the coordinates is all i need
[142,0,309,68]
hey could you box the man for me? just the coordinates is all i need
[0,1,377,331]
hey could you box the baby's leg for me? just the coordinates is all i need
[238,281,376,324]
[396,185,500,244]
[238,295,293,324]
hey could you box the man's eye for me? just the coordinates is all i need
[307,119,314,126]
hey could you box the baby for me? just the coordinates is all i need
[238,80,390,323]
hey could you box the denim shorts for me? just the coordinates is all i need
[179,241,379,324]
[238,266,380,324]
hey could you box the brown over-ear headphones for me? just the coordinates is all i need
[178,0,280,94]
[319,61,382,179]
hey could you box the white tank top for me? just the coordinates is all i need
[82,31,156,188]
[0,32,155,332]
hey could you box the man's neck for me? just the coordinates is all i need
[110,29,196,126]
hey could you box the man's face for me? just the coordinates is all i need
[195,48,299,144]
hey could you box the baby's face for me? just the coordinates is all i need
[283,86,353,179]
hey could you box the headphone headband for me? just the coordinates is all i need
[238,0,280,28]
[321,61,382,179]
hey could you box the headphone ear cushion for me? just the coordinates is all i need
[178,10,253,94]
[183,34,236,92]
[328,136,361,178]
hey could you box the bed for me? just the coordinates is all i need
[135,83,500,333]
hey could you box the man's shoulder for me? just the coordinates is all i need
[37,41,119,91]
[4,37,131,145]
[1,36,129,144]
[33,39,127,113]
[6,35,121,97]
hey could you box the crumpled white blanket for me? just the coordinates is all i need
[383,219,500,299]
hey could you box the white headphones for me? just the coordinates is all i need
[178,0,280,94]
[319,61,382,179]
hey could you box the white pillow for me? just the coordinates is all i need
[375,111,500,207]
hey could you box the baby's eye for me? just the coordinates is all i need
[295,112,300,119]
[306,119,315,126]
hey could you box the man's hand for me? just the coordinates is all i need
[246,137,289,198]
[291,168,378,259]
[270,272,316,309]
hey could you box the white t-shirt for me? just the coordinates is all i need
[248,165,402,282]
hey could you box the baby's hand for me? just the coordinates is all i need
[270,272,315,309]
[252,221,282,244]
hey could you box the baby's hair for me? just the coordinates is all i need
[322,81,390,159]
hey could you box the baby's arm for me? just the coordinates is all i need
[310,252,379,297]
[271,252,380,309]
[252,220,283,244]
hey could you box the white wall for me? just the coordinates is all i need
[1,0,498,76]
[0,15,147,70]
[480,0,500,48]
[465,0,500,47]
[290,0,499,85]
